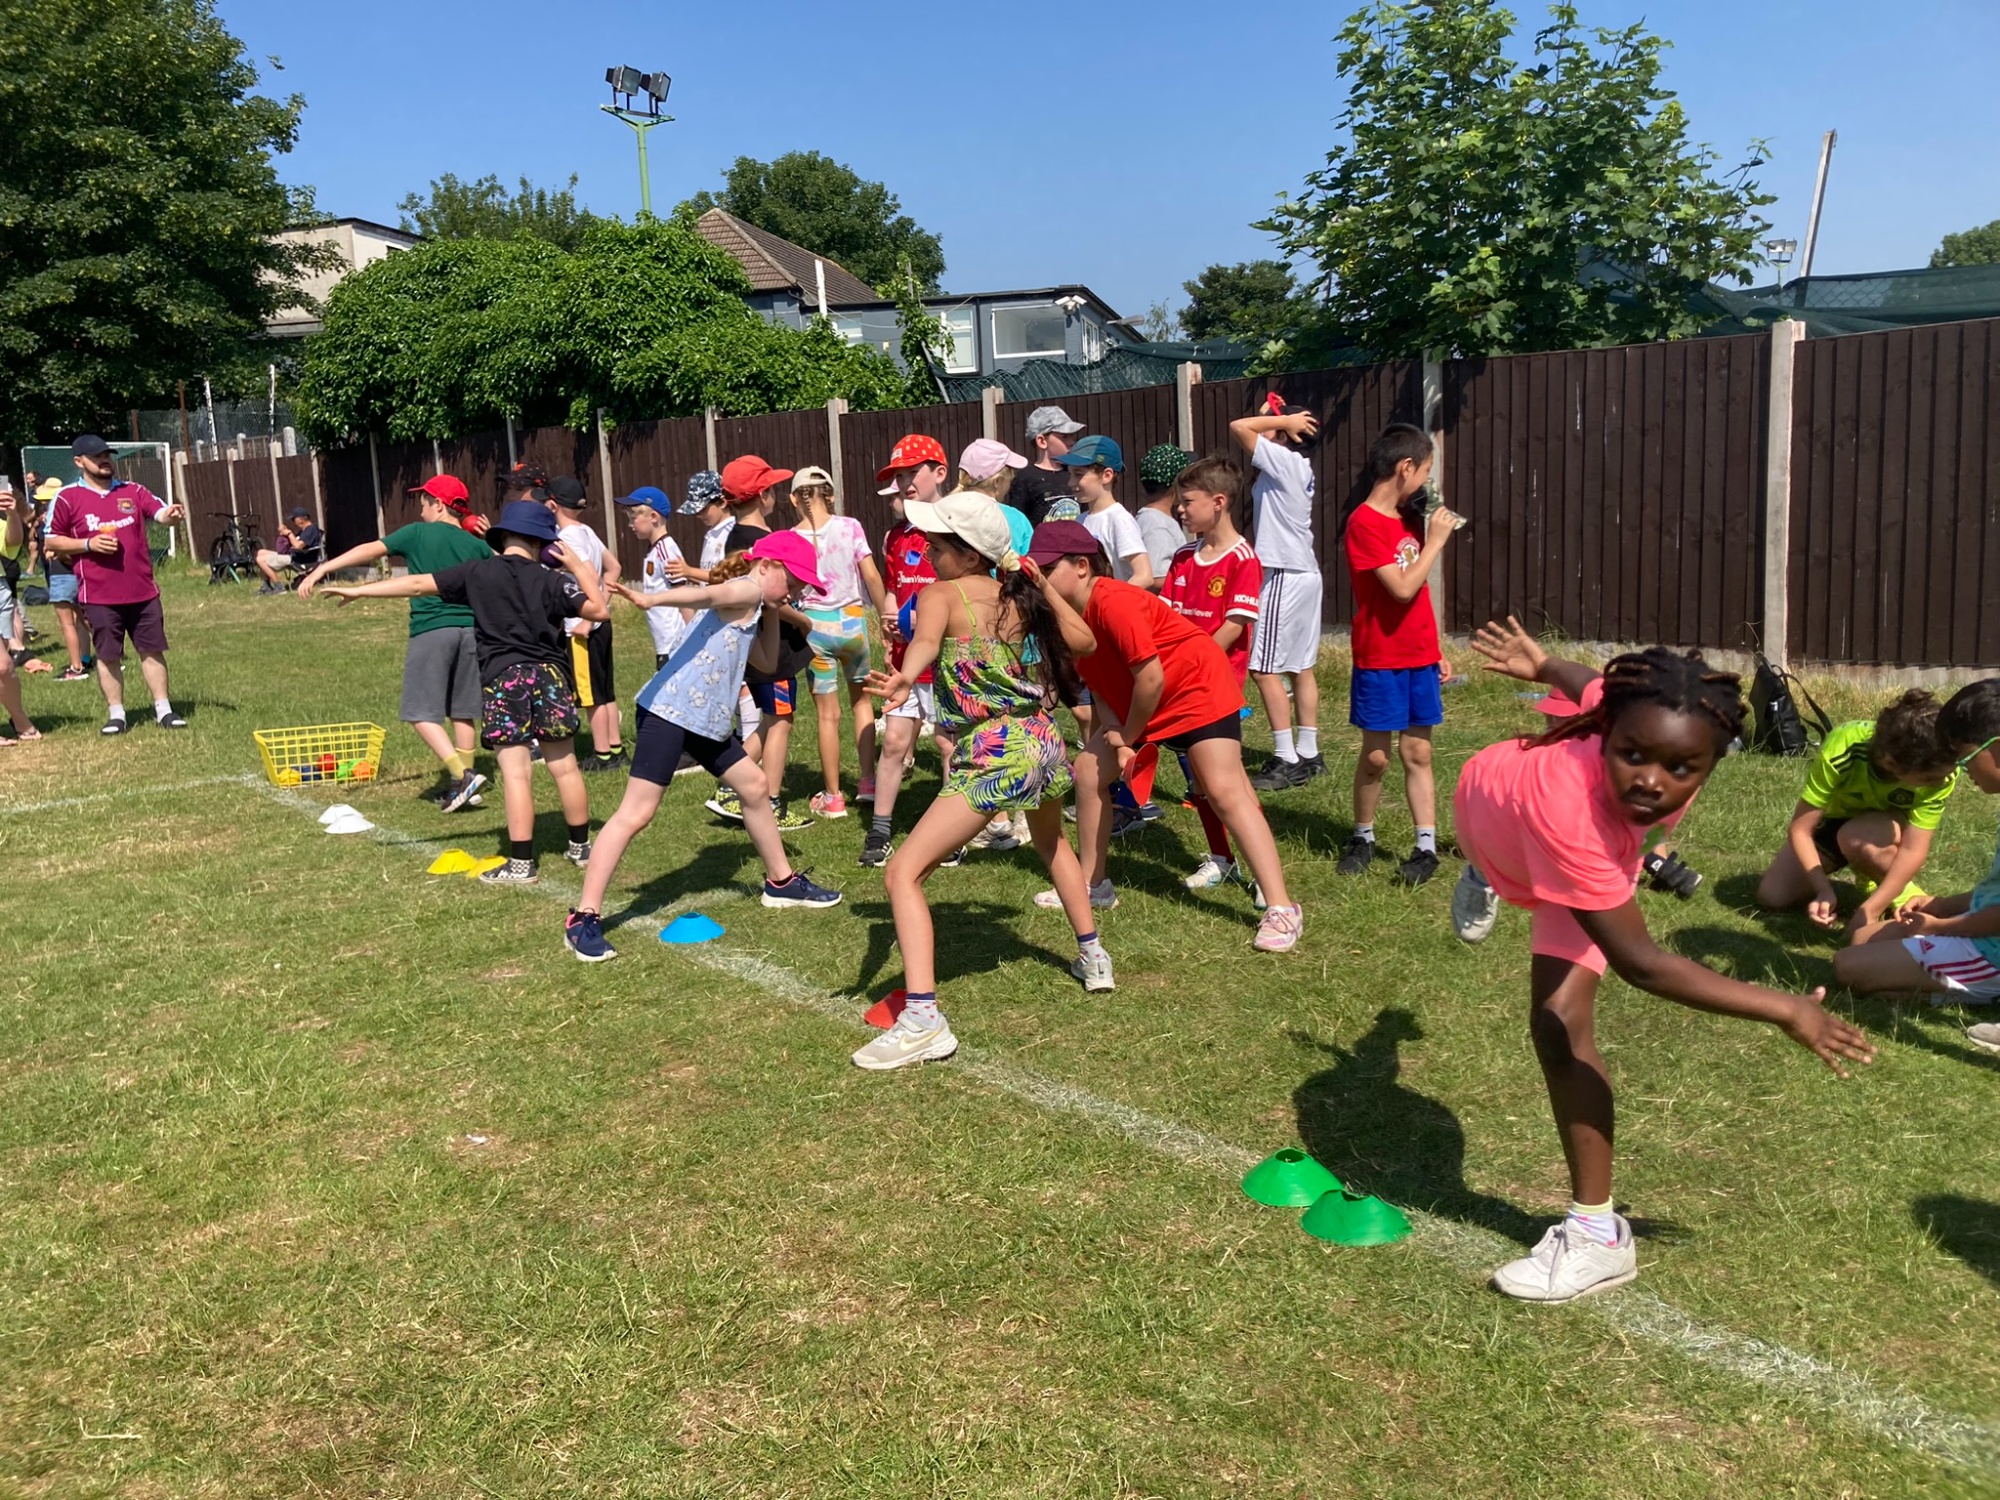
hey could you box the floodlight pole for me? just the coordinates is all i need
[600,104,673,216]
[1799,129,1837,282]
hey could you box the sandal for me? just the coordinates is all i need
[157,710,188,729]
[16,726,41,741]
[101,718,129,736]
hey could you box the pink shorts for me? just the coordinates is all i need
[1529,903,1610,975]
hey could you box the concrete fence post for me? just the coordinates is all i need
[367,431,386,541]
[267,441,283,537]
[980,386,1003,442]
[173,450,199,562]
[310,449,327,534]
[1762,320,1805,668]
[1175,362,1200,452]
[504,415,517,468]
[703,407,719,472]
[431,438,444,477]
[1422,352,1447,637]
[826,397,849,512]
[596,409,616,541]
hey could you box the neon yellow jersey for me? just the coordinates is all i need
[1799,719,1956,831]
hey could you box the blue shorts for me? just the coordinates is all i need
[47,573,79,605]
[1350,664,1443,732]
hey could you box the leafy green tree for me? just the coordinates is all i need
[1181,260,1307,343]
[1930,219,2000,269]
[294,218,907,443]
[1263,0,1771,361]
[397,173,598,251]
[682,151,945,294]
[0,0,325,448]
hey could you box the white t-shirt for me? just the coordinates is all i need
[699,518,734,570]
[559,521,609,634]
[1083,503,1149,583]
[1136,506,1187,582]
[640,534,690,657]
[1250,436,1317,573]
[795,514,871,609]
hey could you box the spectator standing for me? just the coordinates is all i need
[35,478,89,680]
[1007,406,1085,525]
[0,482,40,741]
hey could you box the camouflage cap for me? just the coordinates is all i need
[1138,443,1193,489]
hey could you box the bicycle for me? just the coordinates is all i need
[207,513,264,585]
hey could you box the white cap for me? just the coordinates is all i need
[901,492,1020,570]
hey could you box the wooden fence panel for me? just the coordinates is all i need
[273,454,318,530]
[437,430,513,524]
[1791,317,2000,665]
[181,459,236,561]
[319,444,377,555]
[604,416,714,580]
[837,402,984,552]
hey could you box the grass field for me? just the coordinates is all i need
[4,572,1998,1498]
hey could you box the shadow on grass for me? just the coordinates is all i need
[614,835,762,926]
[1880,1005,2000,1077]
[1289,1008,1545,1249]
[842,897,1080,999]
[1912,1194,2000,1289]
[1669,923,1837,992]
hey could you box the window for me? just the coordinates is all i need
[941,308,977,373]
[991,304,1068,360]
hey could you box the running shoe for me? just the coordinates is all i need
[937,845,967,868]
[478,857,539,885]
[772,802,815,832]
[810,790,848,820]
[1071,947,1117,993]
[1298,753,1328,780]
[1109,804,1148,840]
[705,786,744,821]
[1396,848,1442,886]
[58,665,90,682]
[1249,757,1309,791]
[1034,879,1118,910]
[968,817,1019,852]
[762,869,843,908]
[1966,1022,2000,1055]
[441,770,488,814]
[1491,1216,1638,1303]
[1452,865,1500,942]
[857,831,892,868]
[564,909,617,962]
[1254,904,1304,953]
[564,839,592,869]
[1335,835,1379,877]
[851,1012,958,1071]
[1185,856,1238,891]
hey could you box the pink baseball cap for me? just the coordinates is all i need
[1532,688,1584,717]
[747,531,824,593]
[959,438,1028,481]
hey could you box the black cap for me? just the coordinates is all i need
[71,434,111,458]
[547,475,586,509]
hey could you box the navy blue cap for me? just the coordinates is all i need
[492,498,560,543]
[71,434,111,458]
[1056,435,1123,472]
[615,485,671,511]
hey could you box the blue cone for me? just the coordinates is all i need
[660,913,725,945]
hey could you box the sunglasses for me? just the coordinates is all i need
[1956,735,1999,773]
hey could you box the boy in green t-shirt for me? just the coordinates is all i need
[300,476,493,811]
[1756,689,1957,936]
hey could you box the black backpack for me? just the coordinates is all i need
[1749,654,1831,757]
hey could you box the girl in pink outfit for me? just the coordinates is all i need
[1451,617,1874,1305]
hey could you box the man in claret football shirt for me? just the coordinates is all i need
[45,434,189,734]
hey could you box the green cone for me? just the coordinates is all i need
[1241,1148,1343,1208]
[1300,1190,1412,1246]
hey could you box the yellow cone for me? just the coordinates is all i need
[426,849,477,875]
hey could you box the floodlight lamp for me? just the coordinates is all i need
[1765,237,1798,268]
[641,71,672,104]
[606,64,642,95]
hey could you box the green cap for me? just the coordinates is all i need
[1299,1190,1412,1246]
[1138,443,1193,488]
[1241,1148,1343,1208]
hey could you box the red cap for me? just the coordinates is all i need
[875,434,948,484]
[720,455,793,500]
[411,474,471,512]
[1532,688,1584,717]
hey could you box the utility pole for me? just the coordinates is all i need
[1799,130,1837,282]
[600,67,673,215]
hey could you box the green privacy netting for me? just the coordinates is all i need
[1697,263,2000,337]
[939,340,1254,403]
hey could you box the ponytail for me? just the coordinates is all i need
[709,553,756,583]
[998,566,1085,708]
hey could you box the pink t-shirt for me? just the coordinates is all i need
[1452,679,1687,916]
[796,515,871,609]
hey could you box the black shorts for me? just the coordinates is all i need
[1812,816,1850,871]
[747,676,798,720]
[1159,710,1244,753]
[630,711,745,786]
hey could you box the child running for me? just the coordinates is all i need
[324,499,607,884]
[1836,679,2000,1020]
[1453,615,1874,1302]
[1756,689,1956,933]
[789,465,888,820]
[855,494,1104,1071]
[563,534,843,961]
[1029,519,1303,953]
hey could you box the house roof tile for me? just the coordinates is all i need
[694,208,881,306]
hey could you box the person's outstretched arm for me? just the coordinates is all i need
[323,573,438,602]
[299,540,390,598]
[1470,615,1600,704]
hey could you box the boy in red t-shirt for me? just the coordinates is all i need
[1160,456,1263,891]
[1027,520,1302,953]
[1341,423,1461,885]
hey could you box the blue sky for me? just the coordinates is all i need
[220,0,2000,320]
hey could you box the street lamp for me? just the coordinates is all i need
[1764,237,1798,283]
[601,64,673,216]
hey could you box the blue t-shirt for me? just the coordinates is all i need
[1970,819,2000,968]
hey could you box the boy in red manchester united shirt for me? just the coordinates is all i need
[1341,423,1461,886]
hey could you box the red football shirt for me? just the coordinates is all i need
[1161,538,1262,684]
[1079,577,1242,743]
[49,480,165,606]
[1345,502,1441,670]
[881,519,936,683]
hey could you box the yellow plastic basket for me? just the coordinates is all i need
[254,722,387,788]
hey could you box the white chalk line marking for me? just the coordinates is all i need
[0,772,259,817]
[252,781,2000,1476]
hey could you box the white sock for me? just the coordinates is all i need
[902,990,941,1027]
[1296,726,1319,758]
[1416,827,1437,854]
[154,698,173,719]
[1272,728,1297,763]
[1354,823,1375,844]
[108,704,126,722]
[1566,1199,1620,1247]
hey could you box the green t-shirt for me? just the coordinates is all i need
[383,522,490,637]
[1799,719,1956,831]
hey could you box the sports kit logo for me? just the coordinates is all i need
[1208,576,1227,597]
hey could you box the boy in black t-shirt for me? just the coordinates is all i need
[1006,405,1085,524]
[325,499,608,884]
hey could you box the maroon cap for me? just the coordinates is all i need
[1025,518,1105,567]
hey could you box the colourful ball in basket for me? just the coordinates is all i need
[277,767,302,787]
[351,760,377,781]
[296,763,322,783]
[318,752,337,776]
[336,759,358,780]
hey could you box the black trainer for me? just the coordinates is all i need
[1250,756,1310,792]
[1335,834,1378,876]
[1298,753,1328,780]
[857,830,892,868]
[1397,848,1442,886]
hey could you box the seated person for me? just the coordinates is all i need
[1755,689,1956,938]
[257,509,324,594]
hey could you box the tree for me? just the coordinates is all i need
[397,173,598,251]
[1263,0,1772,362]
[0,0,325,448]
[1931,220,2000,269]
[293,218,908,444]
[1181,260,1308,343]
[1141,300,1182,342]
[682,151,945,294]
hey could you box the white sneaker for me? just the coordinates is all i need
[968,816,1019,852]
[1491,1215,1638,1303]
[1035,878,1117,910]
[1966,1021,2000,1055]
[1070,947,1116,992]
[851,1013,959,1071]
[1185,856,1237,890]
[1453,865,1501,943]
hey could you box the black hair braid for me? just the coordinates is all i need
[1531,647,1745,753]
[999,565,1086,708]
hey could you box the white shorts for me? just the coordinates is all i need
[887,682,937,723]
[1905,935,2000,1002]
[1251,567,1323,676]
